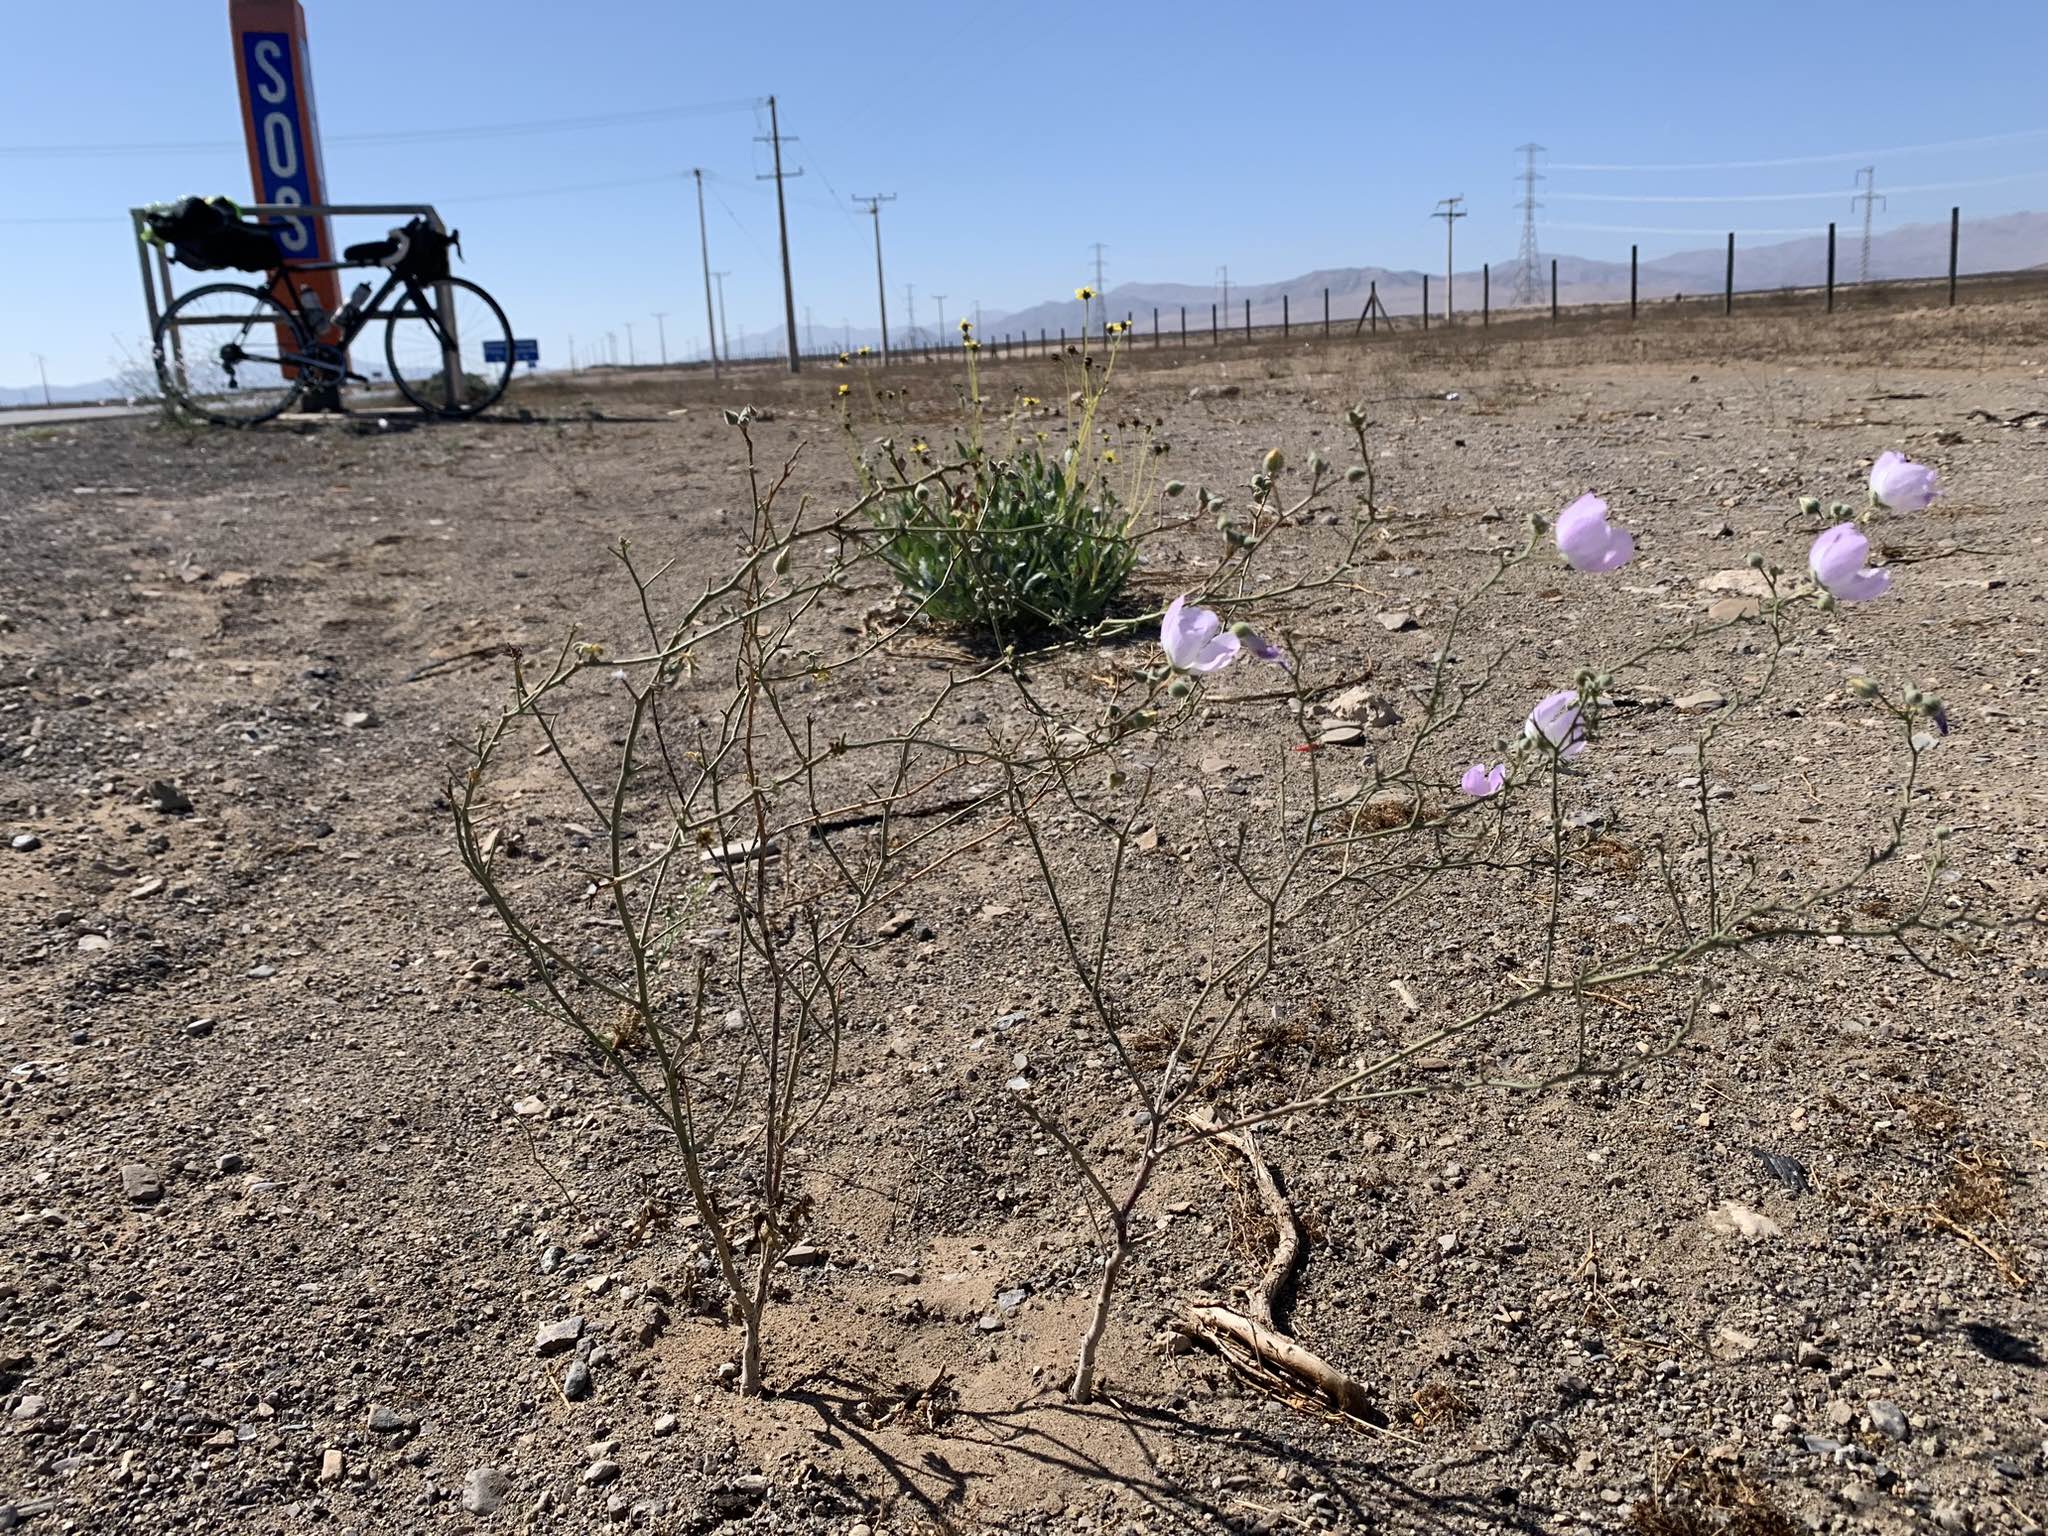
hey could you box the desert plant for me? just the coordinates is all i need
[867,444,1138,642]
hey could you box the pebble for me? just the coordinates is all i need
[535,1315,585,1356]
[367,1404,410,1433]
[148,780,193,815]
[119,1164,162,1206]
[318,1448,344,1485]
[651,1413,678,1437]
[782,1244,827,1268]
[1867,1400,1909,1442]
[1674,689,1727,714]
[562,1360,593,1401]
[461,1467,510,1515]
[1797,1341,1831,1369]
[582,1459,620,1487]
[9,834,39,853]
[10,1397,44,1422]
[184,1018,215,1039]
[1375,610,1417,632]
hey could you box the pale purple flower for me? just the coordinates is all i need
[1808,523,1890,603]
[1159,594,1240,673]
[1242,631,1293,671]
[1554,493,1636,573]
[1460,762,1506,797]
[1869,451,1939,512]
[1525,689,1588,758]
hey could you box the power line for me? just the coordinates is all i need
[1550,125,2048,172]
[0,97,761,158]
[1550,169,2048,204]
[1539,221,1831,237]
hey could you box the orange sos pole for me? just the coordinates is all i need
[229,0,340,347]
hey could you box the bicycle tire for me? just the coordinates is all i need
[383,276,515,419]
[153,282,310,427]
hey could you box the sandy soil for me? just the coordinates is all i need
[2,298,2045,1536]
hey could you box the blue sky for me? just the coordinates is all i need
[6,0,2047,388]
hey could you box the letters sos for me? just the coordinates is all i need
[241,32,320,257]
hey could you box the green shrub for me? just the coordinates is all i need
[870,447,1137,642]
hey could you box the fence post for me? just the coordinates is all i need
[1282,293,1289,337]
[1826,224,1835,312]
[1483,263,1489,327]
[1948,206,1959,305]
[1059,327,1065,351]
[1153,305,1159,345]
[1550,259,1558,323]
[1422,273,1430,331]
[1369,280,1378,333]
[1323,286,1330,335]
[1180,305,1186,346]
[1630,245,1638,320]
[1211,303,1218,345]
[1724,232,1734,316]
[1243,297,1250,339]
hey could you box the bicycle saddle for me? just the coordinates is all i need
[343,235,403,265]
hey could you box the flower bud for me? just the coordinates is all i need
[1831,501,1851,518]
[1528,512,1549,534]
[1308,450,1328,475]
[1848,677,1880,700]
[1815,592,1837,612]
[1216,514,1234,533]
[1228,621,1254,639]
[1797,495,1822,516]
[1922,694,1945,716]
[1746,553,1766,570]
[1261,447,1285,477]
[1344,406,1365,429]
[773,546,792,577]
[1164,479,1186,497]
[1902,686,1924,707]
[1345,465,1367,483]
[1168,678,1192,699]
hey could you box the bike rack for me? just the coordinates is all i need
[131,201,464,412]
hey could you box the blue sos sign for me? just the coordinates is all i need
[231,4,334,268]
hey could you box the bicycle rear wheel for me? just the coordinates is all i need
[154,283,309,426]
[383,277,514,419]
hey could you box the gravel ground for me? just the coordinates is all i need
[2,299,2044,1536]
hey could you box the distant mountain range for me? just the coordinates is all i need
[7,212,2042,396]
[978,211,2048,337]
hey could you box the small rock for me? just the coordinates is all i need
[148,781,193,816]
[1867,1400,1909,1442]
[510,1095,546,1118]
[10,1397,44,1422]
[583,1459,620,1487]
[367,1404,411,1433]
[877,911,916,940]
[77,934,111,953]
[1375,610,1418,633]
[535,1315,585,1356]
[215,1152,245,1174]
[782,1244,827,1269]
[129,876,165,899]
[1674,690,1726,714]
[1700,568,1771,599]
[1316,723,1367,748]
[462,1466,511,1516]
[184,1018,215,1039]
[1797,1341,1831,1369]
[651,1413,678,1437]
[9,834,39,853]
[341,710,374,729]
[1706,596,1760,622]
[975,1313,1004,1333]
[119,1164,162,1206]
[318,1448,344,1485]
[562,1360,593,1401]
[1931,1499,1971,1532]
[1707,1200,1780,1241]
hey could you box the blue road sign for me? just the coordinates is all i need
[482,339,508,364]
[513,338,540,362]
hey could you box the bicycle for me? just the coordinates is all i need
[144,198,515,427]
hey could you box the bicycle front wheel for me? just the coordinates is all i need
[383,277,514,419]
[154,283,309,426]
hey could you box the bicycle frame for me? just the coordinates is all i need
[269,261,466,406]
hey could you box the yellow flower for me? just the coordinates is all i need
[964,338,980,351]
[1103,449,1117,463]
[1020,396,1040,408]
[958,318,973,334]
[835,383,850,397]
[837,352,850,364]
[912,440,928,454]
[1075,286,1095,302]
[857,345,871,356]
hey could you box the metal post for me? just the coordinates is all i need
[1826,222,1836,312]
[1550,259,1558,323]
[1153,305,1159,345]
[1422,274,1429,331]
[1211,303,1217,345]
[1282,293,1289,337]
[1323,286,1330,336]
[152,239,185,377]
[1948,206,1959,305]
[1180,305,1186,346]
[693,170,720,378]
[1630,245,1637,320]
[1724,232,1734,316]
[1370,280,1379,334]
[1482,264,1489,327]
[1243,298,1250,339]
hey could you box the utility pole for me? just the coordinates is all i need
[852,193,897,362]
[692,168,720,379]
[33,353,51,407]
[755,95,803,373]
[1432,196,1466,324]
[902,282,915,348]
[568,333,575,373]
[804,305,815,354]
[933,293,948,349]
[1089,241,1108,331]
[712,272,732,365]
[624,320,635,367]
[1851,166,1885,285]
[651,312,668,366]
[973,300,982,334]
[1217,264,1229,319]
[607,331,617,366]
[1513,143,1545,306]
